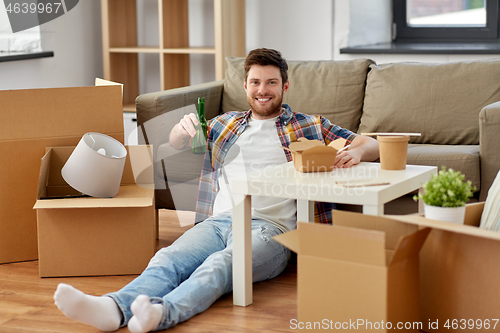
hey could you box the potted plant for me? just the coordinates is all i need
[414,166,476,224]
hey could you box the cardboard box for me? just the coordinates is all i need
[0,80,123,264]
[274,211,430,332]
[286,137,346,172]
[33,145,156,277]
[386,203,500,333]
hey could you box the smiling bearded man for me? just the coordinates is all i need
[244,60,289,119]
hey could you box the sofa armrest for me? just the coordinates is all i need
[479,101,500,200]
[135,80,224,150]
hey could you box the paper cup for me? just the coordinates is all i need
[377,135,410,170]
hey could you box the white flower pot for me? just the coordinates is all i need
[424,204,466,225]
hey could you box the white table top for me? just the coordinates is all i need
[231,162,437,207]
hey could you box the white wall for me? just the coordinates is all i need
[186,0,335,86]
[0,0,103,90]
[188,0,215,86]
[245,0,333,61]
[347,0,391,48]
[136,0,161,94]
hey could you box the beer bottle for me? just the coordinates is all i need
[192,97,207,154]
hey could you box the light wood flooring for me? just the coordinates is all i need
[0,210,297,332]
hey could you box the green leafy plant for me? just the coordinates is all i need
[414,166,476,207]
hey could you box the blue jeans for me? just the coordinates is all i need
[106,214,291,331]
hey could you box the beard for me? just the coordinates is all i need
[246,92,284,119]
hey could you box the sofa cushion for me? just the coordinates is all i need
[359,58,500,145]
[222,57,374,133]
[407,144,480,191]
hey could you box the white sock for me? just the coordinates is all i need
[127,295,163,333]
[53,283,121,331]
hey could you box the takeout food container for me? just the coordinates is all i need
[286,137,347,172]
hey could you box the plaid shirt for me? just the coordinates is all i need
[194,104,357,224]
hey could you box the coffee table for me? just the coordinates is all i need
[230,161,437,306]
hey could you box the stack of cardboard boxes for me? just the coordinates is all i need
[276,203,500,332]
[0,81,156,277]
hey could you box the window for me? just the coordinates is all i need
[393,0,499,41]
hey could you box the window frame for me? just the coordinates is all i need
[393,0,499,42]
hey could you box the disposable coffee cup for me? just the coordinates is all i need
[377,135,410,170]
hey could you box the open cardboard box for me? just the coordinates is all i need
[0,79,123,264]
[386,202,500,333]
[274,210,430,332]
[33,145,156,277]
[286,137,346,172]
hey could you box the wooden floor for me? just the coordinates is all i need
[0,210,297,333]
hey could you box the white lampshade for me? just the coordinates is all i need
[61,133,127,198]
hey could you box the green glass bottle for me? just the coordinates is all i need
[192,97,207,154]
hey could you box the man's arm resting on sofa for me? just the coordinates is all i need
[480,102,500,201]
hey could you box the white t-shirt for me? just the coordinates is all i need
[212,115,297,232]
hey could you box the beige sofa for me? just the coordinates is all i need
[136,57,500,214]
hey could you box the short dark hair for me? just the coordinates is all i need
[244,48,288,85]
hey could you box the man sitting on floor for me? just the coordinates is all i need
[53,48,379,332]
